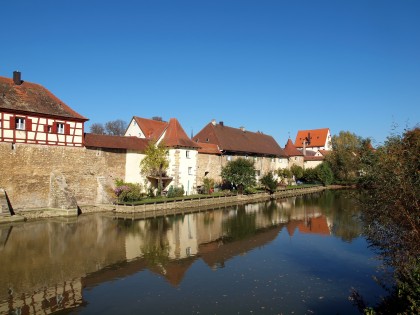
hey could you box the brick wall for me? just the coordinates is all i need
[0,143,126,209]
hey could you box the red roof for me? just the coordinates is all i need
[84,133,149,151]
[0,75,88,121]
[162,118,200,148]
[294,128,330,148]
[283,139,303,157]
[193,122,285,156]
[197,142,220,154]
[133,116,167,140]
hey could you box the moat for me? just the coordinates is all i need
[0,190,386,314]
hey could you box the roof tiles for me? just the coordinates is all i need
[84,133,149,151]
[294,128,330,148]
[0,75,87,121]
[193,122,285,157]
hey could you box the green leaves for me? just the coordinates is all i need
[221,158,256,193]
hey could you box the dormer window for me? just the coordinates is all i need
[15,117,25,130]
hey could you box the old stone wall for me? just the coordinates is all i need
[196,153,223,187]
[0,143,126,210]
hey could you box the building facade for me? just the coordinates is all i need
[0,72,88,147]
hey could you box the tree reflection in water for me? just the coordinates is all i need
[0,190,385,315]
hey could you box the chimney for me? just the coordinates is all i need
[13,71,22,85]
[219,121,224,126]
[240,126,245,132]
[211,119,216,126]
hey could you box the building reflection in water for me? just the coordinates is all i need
[0,191,361,314]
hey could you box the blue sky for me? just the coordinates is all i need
[1,0,419,147]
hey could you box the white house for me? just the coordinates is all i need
[125,116,200,195]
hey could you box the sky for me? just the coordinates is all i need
[1,0,419,147]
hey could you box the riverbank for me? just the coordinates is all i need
[0,185,342,223]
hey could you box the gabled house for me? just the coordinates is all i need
[125,116,200,195]
[0,71,88,147]
[294,128,332,154]
[192,119,288,186]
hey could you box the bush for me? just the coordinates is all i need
[167,186,185,198]
[114,180,143,202]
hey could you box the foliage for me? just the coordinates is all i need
[356,126,420,314]
[114,180,143,202]
[140,140,169,195]
[260,172,278,193]
[89,119,127,136]
[303,167,318,183]
[166,186,185,198]
[290,165,304,180]
[221,158,256,194]
[315,162,334,186]
[325,131,367,183]
[277,168,292,185]
[202,177,215,194]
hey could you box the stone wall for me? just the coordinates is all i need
[0,143,126,210]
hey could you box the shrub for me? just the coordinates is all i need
[114,180,143,202]
[167,186,185,198]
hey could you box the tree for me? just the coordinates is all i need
[356,127,420,314]
[277,168,292,185]
[326,131,364,183]
[89,119,127,136]
[290,165,304,181]
[221,158,256,194]
[260,172,278,194]
[315,162,334,186]
[90,123,106,134]
[105,119,127,136]
[140,141,169,196]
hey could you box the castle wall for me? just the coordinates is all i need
[0,142,126,210]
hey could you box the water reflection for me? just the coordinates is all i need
[0,190,369,314]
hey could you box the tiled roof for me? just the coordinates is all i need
[192,122,285,157]
[162,118,200,148]
[0,75,88,121]
[294,128,330,148]
[318,150,331,156]
[298,216,330,236]
[133,116,167,141]
[304,155,325,161]
[197,142,220,154]
[283,139,303,157]
[84,133,149,151]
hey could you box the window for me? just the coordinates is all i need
[188,167,192,175]
[186,150,190,158]
[15,117,25,130]
[57,123,65,134]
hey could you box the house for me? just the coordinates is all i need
[192,119,288,187]
[125,116,200,195]
[0,71,88,147]
[294,128,332,154]
[283,138,304,169]
[302,150,326,169]
[84,133,150,185]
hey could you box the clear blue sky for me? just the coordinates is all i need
[1,0,419,147]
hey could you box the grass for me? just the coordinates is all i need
[117,184,321,206]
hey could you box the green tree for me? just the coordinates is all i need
[326,131,363,183]
[356,127,420,314]
[290,165,304,181]
[221,158,256,194]
[315,162,334,186]
[260,171,278,194]
[140,141,169,196]
[277,168,292,185]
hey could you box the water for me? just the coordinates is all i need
[0,190,386,314]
